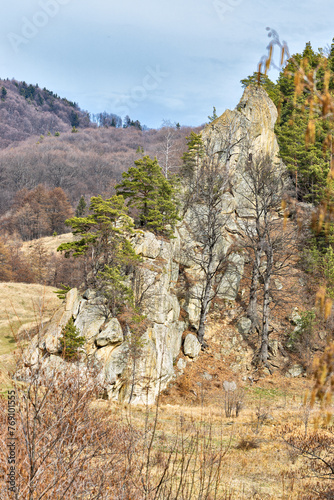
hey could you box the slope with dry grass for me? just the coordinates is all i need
[0,283,59,389]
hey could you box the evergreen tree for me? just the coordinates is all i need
[75,195,87,217]
[274,41,334,202]
[58,195,139,314]
[240,72,280,105]
[70,111,80,128]
[276,109,331,202]
[208,106,218,122]
[60,317,85,361]
[1,86,7,100]
[116,156,179,237]
[180,132,205,180]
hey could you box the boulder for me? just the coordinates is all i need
[95,318,123,347]
[177,358,187,372]
[65,288,80,317]
[132,231,161,259]
[237,317,252,335]
[74,304,105,341]
[287,364,304,378]
[183,334,201,358]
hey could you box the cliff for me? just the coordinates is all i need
[19,86,286,404]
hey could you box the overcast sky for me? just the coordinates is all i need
[1,0,334,128]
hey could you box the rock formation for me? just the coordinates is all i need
[20,86,283,404]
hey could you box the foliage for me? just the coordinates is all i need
[240,72,280,105]
[54,284,71,300]
[0,363,231,499]
[286,310,316,350]
[302,228,334,300]
[123,115,142,130]
[116,155,180,237]
[92,111,122,128]
[0,121,196,216]
[96,265,134,317]
[59,317,85,361]
[3,185,74,241]
[75,195,87,217]
[58,195,139,314]
[273,41,334,203]
[180,131,205,182]
[207,106,218,122]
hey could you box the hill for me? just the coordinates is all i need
[0,122,199,216]
[0,78,91,149]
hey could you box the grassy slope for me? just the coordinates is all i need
[0,283,60,388]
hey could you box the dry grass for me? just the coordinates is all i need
[0,282,59,390]
[20,232,74,255]
[114,382,331,499]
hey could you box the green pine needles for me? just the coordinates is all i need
[116,155,180,237]
[60,318,85,361]
[57,194,139,316]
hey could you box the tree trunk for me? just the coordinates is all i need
[197,280,212,347]
[247,253,260,331]
[257,245,273,367]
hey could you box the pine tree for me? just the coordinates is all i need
[274,41,333,202]
[116,156,179,237]
[58,195,139,314]
[276,109,330,202]
[240,72,280,105]
[60,317,85,361]
[75,196,87,217]
[208,106,218,122]
[180,132,204,180]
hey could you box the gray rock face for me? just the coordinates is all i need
[183,334,201,358]
[74,303,105,341]
[95,318,123,347]
[20,86,283,404]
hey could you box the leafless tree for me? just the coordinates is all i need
[156,120,181,177]
[236,153,296,367]
[180,120,248,347]
[181,154,233,347]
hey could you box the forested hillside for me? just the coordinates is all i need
[0,118,197,216]
[0,79,93,149]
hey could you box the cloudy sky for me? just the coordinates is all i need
[1,0,334,128]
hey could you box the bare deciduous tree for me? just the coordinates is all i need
[236,153,296,367]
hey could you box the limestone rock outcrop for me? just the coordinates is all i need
[20,86,284,402]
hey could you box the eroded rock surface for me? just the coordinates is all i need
[20,86,283,403]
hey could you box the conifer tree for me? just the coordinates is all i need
[60,317,85,361]
[208,106,218,122]
[116,155,179,237]
[273,41,333,202]
[240,72,280,105]
[58,195,139,315]
[180,132,204,180]
[75,195,87,217]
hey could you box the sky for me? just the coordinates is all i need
[1,0,334,129]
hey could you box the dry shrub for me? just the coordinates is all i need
[0,353,232,499]
[235,436,260,451]
[0,362,141,499]
[281,423,334,499]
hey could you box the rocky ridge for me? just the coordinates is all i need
[20,86,286,404]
